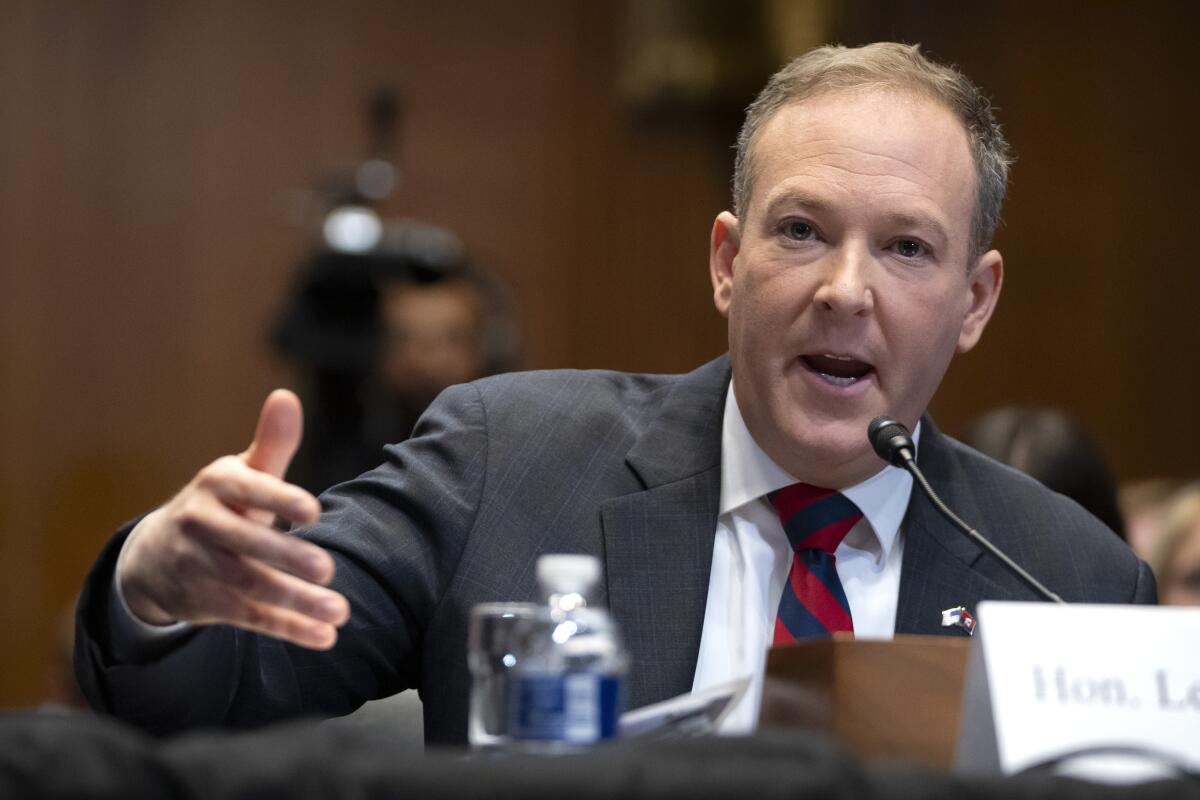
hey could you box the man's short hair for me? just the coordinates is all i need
[732,42,1012,265]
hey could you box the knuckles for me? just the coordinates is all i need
[240,602,268,629]
[171,546,208,584]
[172,496,212,537]
[233,561,266,597]
[194,456,241,491]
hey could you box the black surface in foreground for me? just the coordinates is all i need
[0,711,1197,800]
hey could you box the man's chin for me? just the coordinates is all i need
[770,420,882,487]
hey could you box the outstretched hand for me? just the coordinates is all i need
[118,390,350,650]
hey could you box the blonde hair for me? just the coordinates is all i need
[1147,485,1200,588]
[732,42,1012,265]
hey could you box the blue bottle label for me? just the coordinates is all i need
[509,673,623,743]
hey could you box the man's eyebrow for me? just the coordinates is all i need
[885,211,950,245]
[761,191,835,217]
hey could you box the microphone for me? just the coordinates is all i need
[868,416,1065,604]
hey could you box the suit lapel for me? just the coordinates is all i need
[895,419,1011,636]
[600,357,729,709]
[599,375,1016,694]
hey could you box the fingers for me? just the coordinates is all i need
[129,529,350,650]
[207,547,350,630]
[238,390,310,527]
[198,456,320,527]
[231,604,340,651]
[242,389,305,479]
[195,551,348,650]
[117,388,352,649]
[179,501,335,586]
[189,571,345,651]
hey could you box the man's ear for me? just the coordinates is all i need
[710,211,740,318]
[957,249,1004,353]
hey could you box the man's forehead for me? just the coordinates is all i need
[753,89,970,174]
[756,84,966,145]
[744,88,976,232]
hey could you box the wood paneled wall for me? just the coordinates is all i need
[0,1,1196,706]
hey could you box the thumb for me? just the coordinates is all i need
[242,389,304,478]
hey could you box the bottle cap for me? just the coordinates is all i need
[536,554,601,595]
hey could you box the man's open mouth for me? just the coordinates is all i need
[800,353,874,387]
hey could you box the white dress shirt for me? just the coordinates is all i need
[690,384,918,733]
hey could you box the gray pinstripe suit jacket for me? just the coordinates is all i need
[75,355,1155,745]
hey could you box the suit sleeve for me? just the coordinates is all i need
[74,383,489,735]
[1131,558,1158,605]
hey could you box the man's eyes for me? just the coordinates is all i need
[782,220,817,241]
[776,222,932,260]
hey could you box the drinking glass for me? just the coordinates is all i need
[467,602,540,749]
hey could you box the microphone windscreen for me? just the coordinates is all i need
[868,416,914,466]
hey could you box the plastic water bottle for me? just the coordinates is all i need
[506,554,629,751]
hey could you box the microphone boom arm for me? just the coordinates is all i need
[869,416,1065,605]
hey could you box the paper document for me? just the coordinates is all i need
[617,676,752,739]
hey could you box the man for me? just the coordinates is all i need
[273,240,514,496]
[75,43,1154,744]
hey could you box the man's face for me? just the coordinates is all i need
[381,280,485,407]
[710,88,1003,487]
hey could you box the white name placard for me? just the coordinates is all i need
[956,601,1200,777]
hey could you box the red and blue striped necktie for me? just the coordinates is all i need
[768,483,862,644]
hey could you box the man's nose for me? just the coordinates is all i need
[813,244,874,316]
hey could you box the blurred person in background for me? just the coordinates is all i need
[274,87,520,496]
[1146,485,1200,606]
[274,231,518,495]
[960,407,1125,539]
[1120,477,1190,560]
[374,273,488,447]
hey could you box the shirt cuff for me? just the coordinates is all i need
[108,530,190,660]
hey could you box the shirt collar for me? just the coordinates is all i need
[719,382,918,563]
